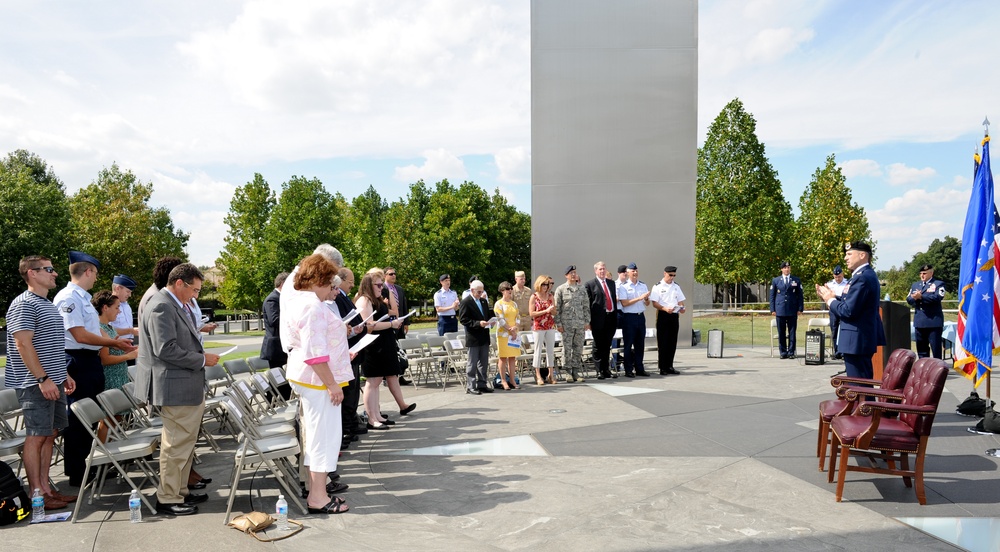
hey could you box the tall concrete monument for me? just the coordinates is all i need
[531,0,698,343]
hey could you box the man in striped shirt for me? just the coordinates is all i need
[5,255,77,510]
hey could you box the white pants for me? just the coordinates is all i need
[292,383,342,473]
[533,329,556,368]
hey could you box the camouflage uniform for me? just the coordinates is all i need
[554,281,590,381]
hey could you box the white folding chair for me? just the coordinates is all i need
[220,395,305,524]
[69,398,160,522]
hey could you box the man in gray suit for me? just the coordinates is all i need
[135,263,220,516]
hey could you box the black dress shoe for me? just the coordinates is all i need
[189,480,207,490]
[788,354,796,359]
[400,403,417,416]
[666,368,680,375]
[480,386,494,393]
[156,501,198,516]
[636,371,651,377]
[779,354,788,359]
[399,377,413,386]
[597,374,606,380]
[366,422,390,430]
[466,388,482,395]
[184,493,208,504]
[625,373,636,378]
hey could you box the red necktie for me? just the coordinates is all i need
[602,280,612,312]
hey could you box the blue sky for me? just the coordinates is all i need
[1,0,996,270]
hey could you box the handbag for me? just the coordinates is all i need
[228,511,303,541]
[957,391,995,417]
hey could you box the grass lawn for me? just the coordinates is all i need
[692,312,939,349]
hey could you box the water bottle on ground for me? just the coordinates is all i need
[275,494,289,530]
[31,488,44,519]
[129,489,142,523]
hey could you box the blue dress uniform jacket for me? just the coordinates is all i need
[906,278,945,328]
[829,265,887,358]
[769,276,804,316]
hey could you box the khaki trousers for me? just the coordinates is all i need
[157,401,205,504]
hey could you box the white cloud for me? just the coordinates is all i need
[884,163,936,186]
[392,149,468,183]
[494,146,530,183]
[868,185,970,267]
[839,159,882,179]
[745,27,816,63]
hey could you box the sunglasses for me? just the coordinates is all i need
[386,272,396,276]
[32,266,57,273]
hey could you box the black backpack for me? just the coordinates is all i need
[0,460,30,525]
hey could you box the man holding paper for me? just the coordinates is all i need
[460,280,495,394]
[650,266,685,375]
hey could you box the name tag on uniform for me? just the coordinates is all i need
[928,284,936,292]
[843,284,851,294]
[791,281,798,287]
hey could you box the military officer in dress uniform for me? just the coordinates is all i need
[907,264,945,359]
[53,250,135,486]
[769,261,804,359]
[825,266,848,360]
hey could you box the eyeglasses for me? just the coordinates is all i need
[386,272,396,276]
[183,281,202,294]
[31,266,56,273]
[541,283,550,287]
[667,273,676,277]
[500,287,512,292]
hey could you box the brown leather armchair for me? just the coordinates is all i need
[827,357,949,505]
[817,348,916,471]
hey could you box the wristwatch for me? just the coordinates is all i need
[36,375,49,384]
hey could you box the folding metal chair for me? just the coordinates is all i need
[69,398,160,522]
[220,394,305,524]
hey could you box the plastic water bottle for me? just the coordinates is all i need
[129,489,142,523]
[275,494,289,530]
[31,489,44,519]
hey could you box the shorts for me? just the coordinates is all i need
[16,383,69,436]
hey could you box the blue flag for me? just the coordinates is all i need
[956,137,996,387]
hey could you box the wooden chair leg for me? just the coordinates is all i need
[828,437,839,483]
[914,452,927,505]
[900,452,912,488]
[818,420,829,471]
[835,443,850,502]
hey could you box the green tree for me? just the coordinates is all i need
[340,185,387,272]
[68,163,188,293]
[0,150,72,307]
[260,176,343,285]
[795,154,873,286]
[695,98,794,304]
[217,173,276,310]
[421,180,488,292]
[478,186,531,288]
[881,236,962,301]
[383,182,434,298]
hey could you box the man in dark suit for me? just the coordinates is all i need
[135,263,220,516]
[334,267,367,440]
[769,261,804,359]
[585,261,618,379]
[907,264,945,359]
[459,280,493,394]
[260,272,289,368]
[384,267,409,339]
[817,242,886,379]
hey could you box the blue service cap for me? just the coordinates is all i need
[69,250,101,270]
[833,265,843,275]
[627,262,638,270]
[113,274,137,290]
